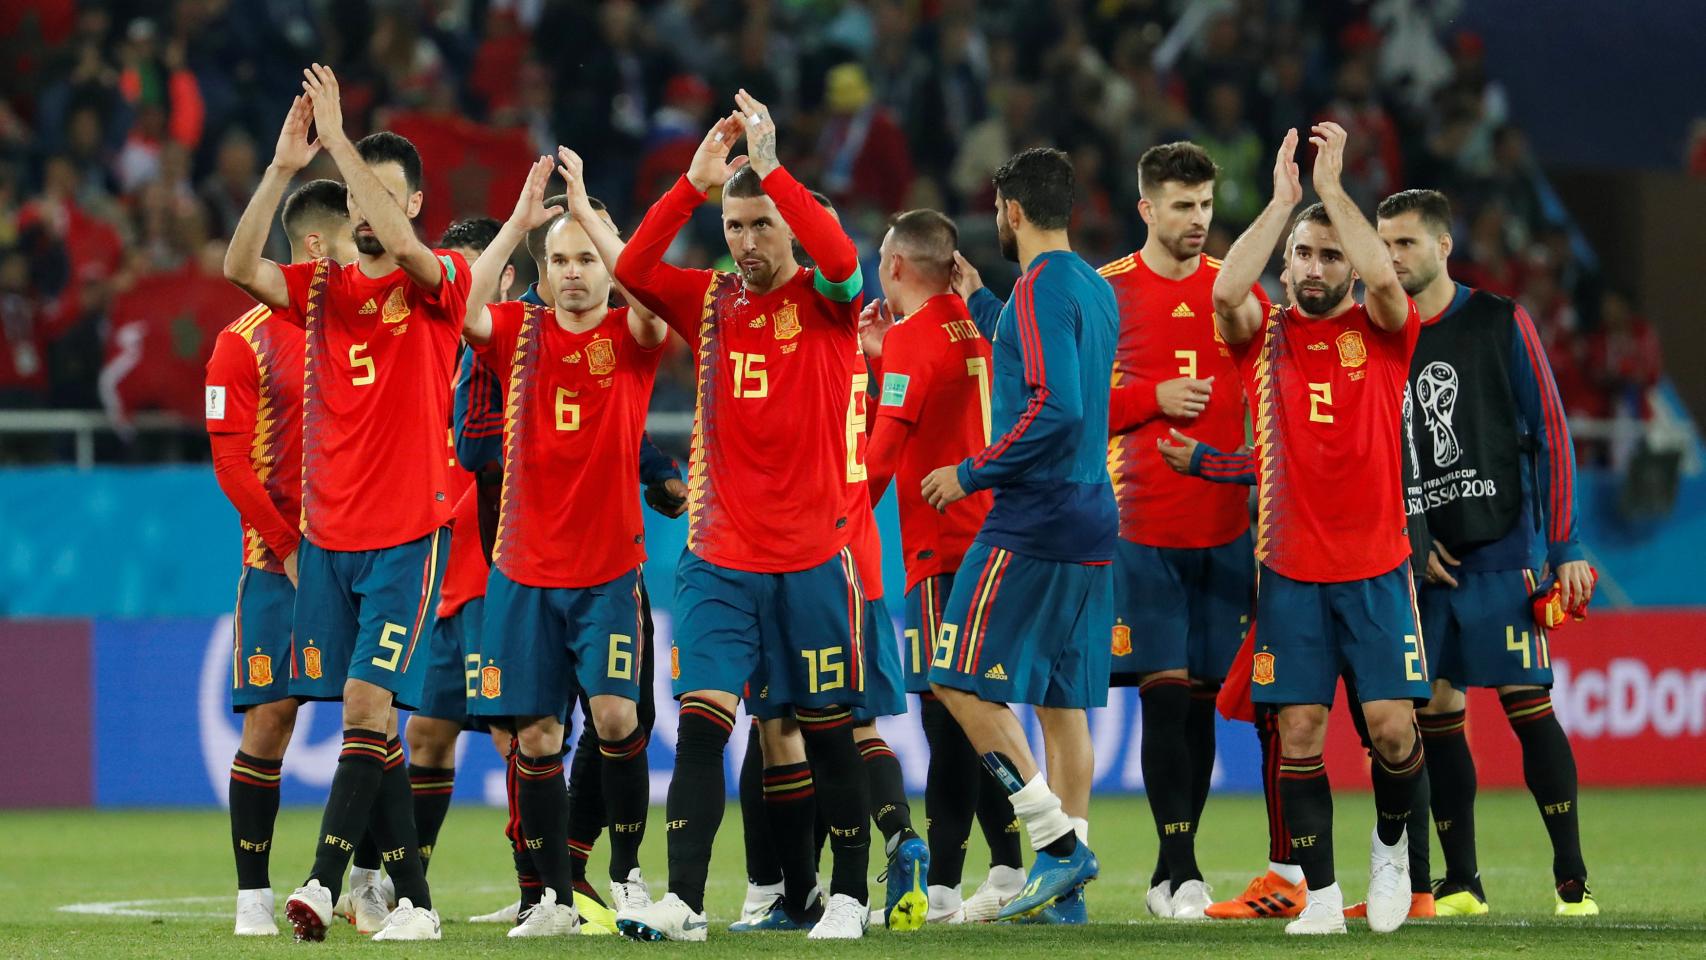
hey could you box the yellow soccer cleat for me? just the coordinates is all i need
[1554,880,1599,917]
[574,888,618,935]
[1431,879,1489,917]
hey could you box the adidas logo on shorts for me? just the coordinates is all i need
[984,663,1008,680]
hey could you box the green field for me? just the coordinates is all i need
[5,789,1703,958]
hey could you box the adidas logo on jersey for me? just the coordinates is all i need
[1171,302,1195,318]
[359,298,378,315]
[1308,341,1330,351]
[984,663,1008,680]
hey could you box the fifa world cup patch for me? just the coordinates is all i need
[205,385,227,420]
[586,337,617,376]
[1252,651,1276,686]
[1335,330,1367,368]
[247,653,273,687]
[1110,623,1132,657]
[480,665,502,699]
[771,302,802,340]
[303,645,323,680]
[880,373,910,407]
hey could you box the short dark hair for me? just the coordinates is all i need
[438,216,503,254]
[724,165,765,200]
[992,147,1074,231]
[1287,202,1332,252]
[355,131,423,193]
[1376,189,1452,236]
[1138,141,1218,198]
[525,195,613,264]
[888,209,958,279]
[280,179,348,244]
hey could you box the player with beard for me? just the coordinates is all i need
[1377,189,1597,917]
[1211,123,1427,936]
[1099,141,1266,921]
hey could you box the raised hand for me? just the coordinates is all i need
[858,298,897,359]
[556,146,595,219]
[687,113,748,193]
[950,251,984,300]
[1273,127,1303,207]
[1309,122,1348,198]
[508,156,565,232]
[734,89,779,178]
[300,64,347,147]
[271,95,321,173]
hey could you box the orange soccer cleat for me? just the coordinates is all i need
[1345,892,1435,920]
[1203,871,1307,920]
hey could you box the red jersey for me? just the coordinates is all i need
[873,293,993,590]
[435,448,486,618]
[475,302,662,588]
[1231,300,1421,582]
[615,172,864,574]
[204,305,304,573]
[1101,252,1261,548]
[279,253,471,552]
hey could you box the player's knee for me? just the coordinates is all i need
[1366,712,1417,761]
[590,696,639,741]
[489,727,514,758]
[516,717,565,758]
[759,718,807,764]
[240,700,298,757]
[342,680,393,730]
[1277,706,1327,754]
[1422,680,1464,714]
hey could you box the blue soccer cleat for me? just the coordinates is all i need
[728,893,821,932]
[998,841,1099,921]
[1020,883,1088,925]
[883,837,931,931]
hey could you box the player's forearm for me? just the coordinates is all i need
[1109,378,1162,434]
[959,390,1076,492]
[324,136,440,287]
[1317,186,1407,329]
[638,432,681,486]
[763,167,860,287]
[211,440,301,560]
[967,288,1003,338]
[866,416,909,505]
[464,222,526,343]
[1193,445,1257,486]
[1214,199,1291,342]
[614,176,705,323]
[222,164,292,307]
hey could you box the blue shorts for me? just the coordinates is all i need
[1251,561,1430,706]
[230,566,296,712]
[854,597,906,723]
[471,567,647,719]
[927,542,1114,709]
[1423,568,1553,690]
[1110,532,1254,684]
[672,547,866,714]
[290,529,449,711]
[902,574,953,695]
[414,596,485,726]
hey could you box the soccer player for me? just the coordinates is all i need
[458,149,667,938]
[207,178,352,937]
[860,209,1027,923]
[921,147,1119,923]
[1377,188,1597,916]
[611,92,875,942]
[1099,141,1263,921]
[1210,123,1427,936]
[223,68,474,941]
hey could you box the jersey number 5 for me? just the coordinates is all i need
[350,343,376,386]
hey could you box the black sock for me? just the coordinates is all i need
[976,766,1024,870]
[1279,754,1334,889]
[665,696,735,914]
[1371,731,1426,847]
[599,724,651,881]
[1257,706,1291,865]
[370,740,431,909]
[1502,690,1586,883]
[798,708,870,904]
[1409,763,1433,892]
[1188,684,1219,825]
[230,751,283,890]
[353,833,381,872]
[504,744,544,912]
[1140,677,1201,886]
[408,764,455,873]
[307,729,388,900]
[921,695,978,885]
[738,721,783,885]
[566,709,603,890]
[858,735,916,848]
[1420,708,1478,883]
[516,750,571,897]
[763,760,819,915]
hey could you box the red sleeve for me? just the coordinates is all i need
[211,432,301,561]
[873,322,935,425]
[419,249,473,315]
[613,175,718,342]
[472,301,524,374]
[760,166,859,285]
[275,259,335,329]
[866,414,910,506]
[204,331,258,435]
[1109,378,1161,434]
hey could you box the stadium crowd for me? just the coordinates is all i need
[0,0,1666,463]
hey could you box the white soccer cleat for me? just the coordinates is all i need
[467,899,521,923]
[1170,879,1213,920]
[371,898,442,941]
[618,892,709,942]
[927,884,965,923]
[738,880,785,926]
[1366,827,1412,933]
[508,888,579,938]
[961,865,1025,922]
[234,888,278,936]
[284,880,334,942]
[611,869,653,915]
[1285,882,1346,935]
[347,871,391,934]
[808,893,870,940]
[1146,880,1174,918]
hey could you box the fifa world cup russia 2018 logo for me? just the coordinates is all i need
[1110,623,1132,657]
[480,665,502,699]
[1415,361,1462,468]
[1252,652,1276,686]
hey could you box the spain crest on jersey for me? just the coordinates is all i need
[303,645,323,680]
[771,302,801,340]
[480,665,502,699]
[586,337,616,376]
[247,653,273,687]
[1110,623,1132,657]
[670,646,681,681]
[1252,651,1276,685]
[381,287,411,325]
[1336,330,1367,369]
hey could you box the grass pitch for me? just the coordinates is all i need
[4,789,1702,959]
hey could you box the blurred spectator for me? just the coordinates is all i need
[1196,81,1263,231]
[1585,291,1663,420]
[1319,59,1403,211]
[815,63,914,219]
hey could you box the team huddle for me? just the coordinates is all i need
[205,62,1599,943]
